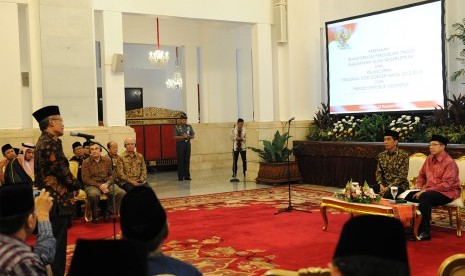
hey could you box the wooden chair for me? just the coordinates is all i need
[70,160,107,222]
[407,153,427,188]
[437,253,465,276]
[433,156,465,237]
[263,267,330,276]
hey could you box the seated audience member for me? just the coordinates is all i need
[68,239,147,276]
[120,186,202,276]
[81,142,126,223]
[376,129,409,198]
[82,141,91,159]
[69,142,86,218]
[107,141,121,184]
[18,143,36,183]
[406,134,461,241]
[1,144,18,184]
[0,184,56,275]
[3,143,32,185]
[69,142,86,185]
[329,215,409,276]
[117,137,149,192]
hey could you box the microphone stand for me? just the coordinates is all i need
[275,119,311,215]
[86,139,117,240]
[230,125,239,182]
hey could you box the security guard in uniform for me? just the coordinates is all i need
[174,112,195,181]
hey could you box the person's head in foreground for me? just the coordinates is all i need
[68,239,147,276]
[120,186,168,252]
[329,215,409,276]
[0,184,36,236]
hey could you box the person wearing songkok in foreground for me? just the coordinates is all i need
[329,215,409,276]
[0,184,55,275]
[33,105,79,276]
[117,137,149,192]
[406,134,461,241]
[174,112,195,181]
[230,118,247,179]
[81,142,126,223]
[19,143,36,182]
[120,186,202,276]
[68,239,147,276]
[376,129,409,198]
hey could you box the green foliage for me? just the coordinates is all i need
[447,94,465,126]
[313,103,333,129]
[248,130,293,163]
[447,18,465,81]
[354,114,393,142]
[426,125,465,144]
[307,123,332,141]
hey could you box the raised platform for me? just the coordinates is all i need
[293,141,465,188]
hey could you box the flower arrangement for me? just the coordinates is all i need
[308,98,465,144]
[334,180,381,204]
[327,116,362,141]
[388,115,421,142]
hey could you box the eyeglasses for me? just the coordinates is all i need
[50,118,63,123]
[429,142,442,147]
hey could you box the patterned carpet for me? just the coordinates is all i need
[159,186,332,275]
[63,185,464,275]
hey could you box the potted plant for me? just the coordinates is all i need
[248,130,302,184]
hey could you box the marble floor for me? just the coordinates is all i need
[146,167,337,199]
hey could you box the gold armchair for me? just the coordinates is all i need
[432,156,465,237]
[407,153,427,188]
[70,160,107,222]
[264,267,330,276]
[437,253,465,276]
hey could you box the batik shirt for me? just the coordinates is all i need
[117,151,147,183]
[34,131,76,217]
[0,222,55,275]
[230,126,246,151]
[376,147,409,190]
[415,152,461,199]
[81,156,114,187]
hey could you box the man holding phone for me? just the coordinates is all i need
[117,137,149,192]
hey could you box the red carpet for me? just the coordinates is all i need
[28,186,464,275]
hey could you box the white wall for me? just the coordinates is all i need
[0,2,22,128]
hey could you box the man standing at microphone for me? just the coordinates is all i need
[174,112,195,181]
[230,118,247,179]
[33,105,78,276]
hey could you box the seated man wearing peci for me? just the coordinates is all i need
[406,134,461,241]
[375,129,409,198]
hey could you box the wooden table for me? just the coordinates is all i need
[320,196,422,240]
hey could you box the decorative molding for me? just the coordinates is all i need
[126,107,183,119]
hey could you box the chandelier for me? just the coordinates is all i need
[149,18,169,67]
[166,47,183,90]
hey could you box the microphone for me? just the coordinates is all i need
[287,117,295,123]
[70,132,95,140]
